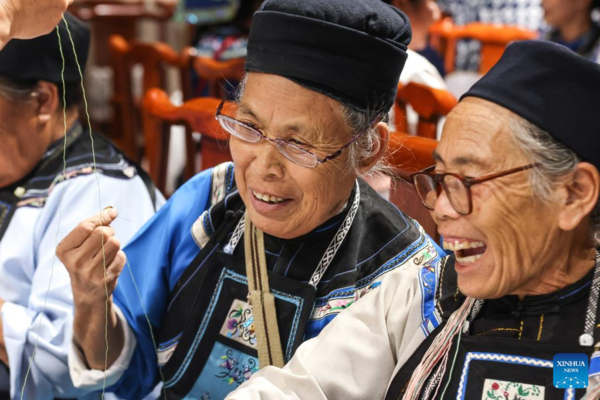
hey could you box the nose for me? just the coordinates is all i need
[431,186,461,223]
[251,139,286,180]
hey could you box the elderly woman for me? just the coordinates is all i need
[57,0,444,399]
[225,41,600,400]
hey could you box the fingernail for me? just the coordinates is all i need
[103,207,117,218]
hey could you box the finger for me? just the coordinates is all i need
[60,209,118,250]
[105,251,126,293]
[79,225,116,259]
[92,236,121,268]
[61,225,116,272]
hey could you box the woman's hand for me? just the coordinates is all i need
[58,208,126,302]
[0,0,73,50]
[57,208,126,370]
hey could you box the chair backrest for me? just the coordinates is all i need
[69,0,176,66]
[387,132,438,240]
[109,34,194,162]
[143,88,232,194]
[191,55,246,98]
[394,82,457,139]
[429,18,536,74]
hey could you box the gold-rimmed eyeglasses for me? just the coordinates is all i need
[215,99,379,168]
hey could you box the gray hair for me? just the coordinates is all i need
[510,114,600,246]
[234,75,389,176]
[0,77,37,102]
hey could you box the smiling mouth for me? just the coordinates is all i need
[443,240,487,264]
[252,190,289,205]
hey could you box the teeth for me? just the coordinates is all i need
[442,240,485,252]
[252,190,285,204]
[455,254,483,264]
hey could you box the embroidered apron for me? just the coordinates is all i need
[386,253,600,400]
[158,184,360,399]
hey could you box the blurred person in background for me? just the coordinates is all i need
[389,0,446,77]
[0,13,162,399]
[542,0,600,62]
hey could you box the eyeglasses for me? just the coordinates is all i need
[410,164,537,215]
[215,99,377,168]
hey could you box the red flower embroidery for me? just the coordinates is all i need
[492,383,499,390]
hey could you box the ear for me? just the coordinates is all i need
[33,81,59,123]
[357,122,390,174]
[558,162,600,232]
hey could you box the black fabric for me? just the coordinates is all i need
[0,12,90,83]
[245,0,411,113]
[158,179,428,398]
[461,40,600,169]
[158,212,317,399]
[385,256,598,400]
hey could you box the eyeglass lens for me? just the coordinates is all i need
[217,115,319,168]
[413,174,470,215]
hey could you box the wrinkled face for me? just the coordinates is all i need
[542,0,591,28]
[230,73,358,239]
[434,98,563,299]
[0,92,45,187]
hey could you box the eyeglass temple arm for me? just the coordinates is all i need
[321,116,382,164]
[464,164,538,185]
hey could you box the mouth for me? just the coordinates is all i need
[443,238,487,264]
[251,189,292,206]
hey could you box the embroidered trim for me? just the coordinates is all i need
[434,256,449,317]
[456,352,565,400]
[310,236,433,322]
[225,163,235,194]
[164,268,304,387]
[308,181,361,287]
[474,328,520,337]
[0,201,9,233]
[210,162,233,205]
[537,315,544,341]
[518,319,524,340]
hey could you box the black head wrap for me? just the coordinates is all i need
[245,0,411,113]
[461,40,600,169]
[0,12,90,84]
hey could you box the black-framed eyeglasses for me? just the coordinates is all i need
[410,164,538,215]
[215,99,379,168]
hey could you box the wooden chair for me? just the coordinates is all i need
[387,132,438,240]
[143,88,233,194]
[191,55,246,99]
[393,82,457,139]
[429,19,536,74]
[69,0,176,66]
[109,35,194,165]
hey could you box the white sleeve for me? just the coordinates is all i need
[2,174,159,399]
[226,260,430,400]
[68,305,137,389]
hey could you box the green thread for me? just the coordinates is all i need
[62,16,111,398]
[20,24,69,400]
[125,260,168,400]
[21,17,168,399]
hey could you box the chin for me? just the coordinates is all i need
[457,279,493,300]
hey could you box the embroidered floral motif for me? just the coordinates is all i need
[482,379,544,400]
[219,299,257,348]
[215,349,258,386]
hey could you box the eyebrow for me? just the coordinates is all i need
[237,103,262,125]
[237,102,305,135]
